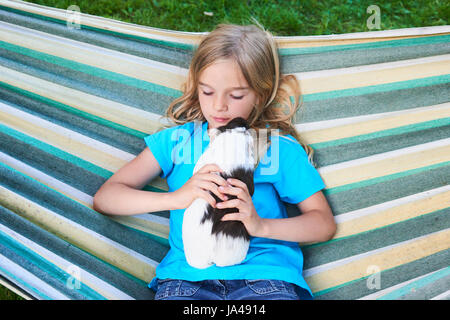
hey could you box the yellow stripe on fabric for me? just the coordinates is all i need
[0,66,164,135]
[298,59,450,95]
[321,144,450,189]
[0,22,187,91]
[110,216,169,240]
[0,187,156,283]
[300,104,450,145]
[0,109,169,192]
[335,191,450,239]
[306,229,450,293]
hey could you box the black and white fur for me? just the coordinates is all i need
[182,117,256,269]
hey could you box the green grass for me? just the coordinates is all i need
[0,284,25,300]
[24,0,448,36]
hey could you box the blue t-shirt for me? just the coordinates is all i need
[144,120,325,298]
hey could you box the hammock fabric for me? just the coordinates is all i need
[0,0,449,300]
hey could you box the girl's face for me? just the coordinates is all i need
[198,58,259,129]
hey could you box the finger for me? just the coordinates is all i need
[226,178,247,191]
[200,172,228,188]
[216,198,240,209]
[218,185,243,198]
[221,212,242,222]
[198,163,224,174]
[198,189,217,208]
[218,182,250,201]
[198,180,228,201]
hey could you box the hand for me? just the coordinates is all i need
[171,164,229,210]
[216,178,265,237]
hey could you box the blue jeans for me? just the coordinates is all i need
[154,279,312,300]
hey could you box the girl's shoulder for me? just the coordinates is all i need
[272,134,308,159]
[150,120,201,138]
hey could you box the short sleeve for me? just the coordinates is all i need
[272,136,326,204]
[144,126,177,179]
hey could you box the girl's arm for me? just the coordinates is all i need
[259,191,336,243]
[94,148,229,216]
[93,148,174,215]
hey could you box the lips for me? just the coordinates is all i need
[213,117,230,123]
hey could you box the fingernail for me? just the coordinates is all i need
[219,186,225,191]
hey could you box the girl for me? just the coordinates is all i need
[93,22,336,300]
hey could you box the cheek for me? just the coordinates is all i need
[233,100,255,118]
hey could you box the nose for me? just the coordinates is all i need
[213,94,228,112]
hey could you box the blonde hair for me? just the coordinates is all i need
[162,20,315,165]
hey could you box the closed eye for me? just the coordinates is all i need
[201,91,243,100]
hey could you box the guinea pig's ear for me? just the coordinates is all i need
[208,128,221,142]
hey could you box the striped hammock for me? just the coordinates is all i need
[0,0,449,300]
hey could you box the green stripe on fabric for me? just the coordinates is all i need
[303,75,450,102]
[0,228,106,300]
[311,118,450,150]
[0,81,147,139]
[0,5,195,51]
[0,41,182,98]
[0,123,111,179]
[324,161,450,196]
[280,34,450,55]
[378,266,450,300]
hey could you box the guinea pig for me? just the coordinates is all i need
[182,117,256,269]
